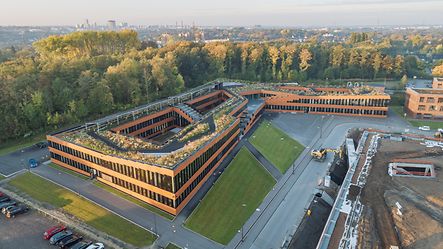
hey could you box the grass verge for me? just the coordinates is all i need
[249,120,305,173]
[165,243,181,249]
[93,181,174,220]
[185,147,276,245]
[0,133,46,156]
[391,105,443,130]
[8,172,156,247]
[49,163,90,180]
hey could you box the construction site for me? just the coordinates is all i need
[308,129,443,249]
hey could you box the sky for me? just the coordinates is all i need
[1,0,443,27]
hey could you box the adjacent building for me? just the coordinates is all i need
[47,82,390,215]
[405,78,443,119]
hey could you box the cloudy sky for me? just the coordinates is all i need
[1,0,442,26]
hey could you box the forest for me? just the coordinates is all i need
[0,30,440,142]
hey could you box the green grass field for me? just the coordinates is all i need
[249,121,304,173]
[49,163,90,180]
[8,172,156,247]
[93,181,174,220]
[0,134,46,156]
[391,105,443,130]
[185,147,275,245]
[165,243,181,249]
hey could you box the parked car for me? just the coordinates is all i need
[85,242,105,249]
[59,235,82,248]
[419,126,431,131]
[70,241,92,249]
[49,230,73,245]
[2,204,17,214]
[55,234,74,247]
[35,141,48,149]
[5,205,29,218]
[0,201,16,210]
[0,195,10,203]
[43,225,66,240]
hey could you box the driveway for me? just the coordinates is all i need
[0,145,50,177]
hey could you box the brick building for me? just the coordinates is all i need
[405,78,443,119]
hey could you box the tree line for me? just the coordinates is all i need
[0,30,431,142]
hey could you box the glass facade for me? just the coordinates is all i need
[48,121,239,209]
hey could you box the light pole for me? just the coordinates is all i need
[320,115,325,138]
[240,203,246,242]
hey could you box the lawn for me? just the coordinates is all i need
[0,133,46,156]
[249,120,304,173]
[185,147,276,245]
[391,105,443,130]
[165,243,181,249]
[49,163,90,180]
[93,181,174,220]
[8,172,156,247]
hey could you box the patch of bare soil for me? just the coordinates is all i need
[359,139,443,249]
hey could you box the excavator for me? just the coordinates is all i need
[311,148,343,161]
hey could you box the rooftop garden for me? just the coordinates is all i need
[99,130,159,150]
[232,83,387,96]
[178,122,210,142]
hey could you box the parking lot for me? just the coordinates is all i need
[0,144,50,177]
[0,209,54,249]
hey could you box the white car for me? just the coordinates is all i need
[418,126,430,131]
[86,243,105,249]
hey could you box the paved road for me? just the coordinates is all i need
[0,145,49,177]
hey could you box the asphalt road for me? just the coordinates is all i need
[0,145,50,177]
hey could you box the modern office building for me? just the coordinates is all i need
[405,78,443,119]
[47,82,390,215]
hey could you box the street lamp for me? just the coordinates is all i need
[239,203,247,242]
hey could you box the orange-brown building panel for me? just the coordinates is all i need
[47,82,390,215]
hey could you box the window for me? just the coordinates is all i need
[429,105,436,111]
[419,97,425,102]
[427,97,435,103]
[418,105,426,111]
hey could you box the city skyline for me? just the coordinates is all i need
[1,0,443,27]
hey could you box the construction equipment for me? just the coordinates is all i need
[311,148,343,161]
[434,129,443,138]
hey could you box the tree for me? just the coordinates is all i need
[88,79,114,114]
[432,64,443,77]
[331,45,345,68]
[400,74,408,88]
[372,53,383,78]
[299,48,312,72]
[394,55,405,76]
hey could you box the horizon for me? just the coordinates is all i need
[1,0,443,27]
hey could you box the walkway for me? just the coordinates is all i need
[243,140,282,180]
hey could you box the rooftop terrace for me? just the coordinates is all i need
[54,83,244,169]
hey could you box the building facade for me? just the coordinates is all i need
[47,82,390,215]
[405,78,443,119]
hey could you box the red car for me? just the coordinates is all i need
[43,225,66,240]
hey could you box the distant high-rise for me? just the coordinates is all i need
[107,20,117,30]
